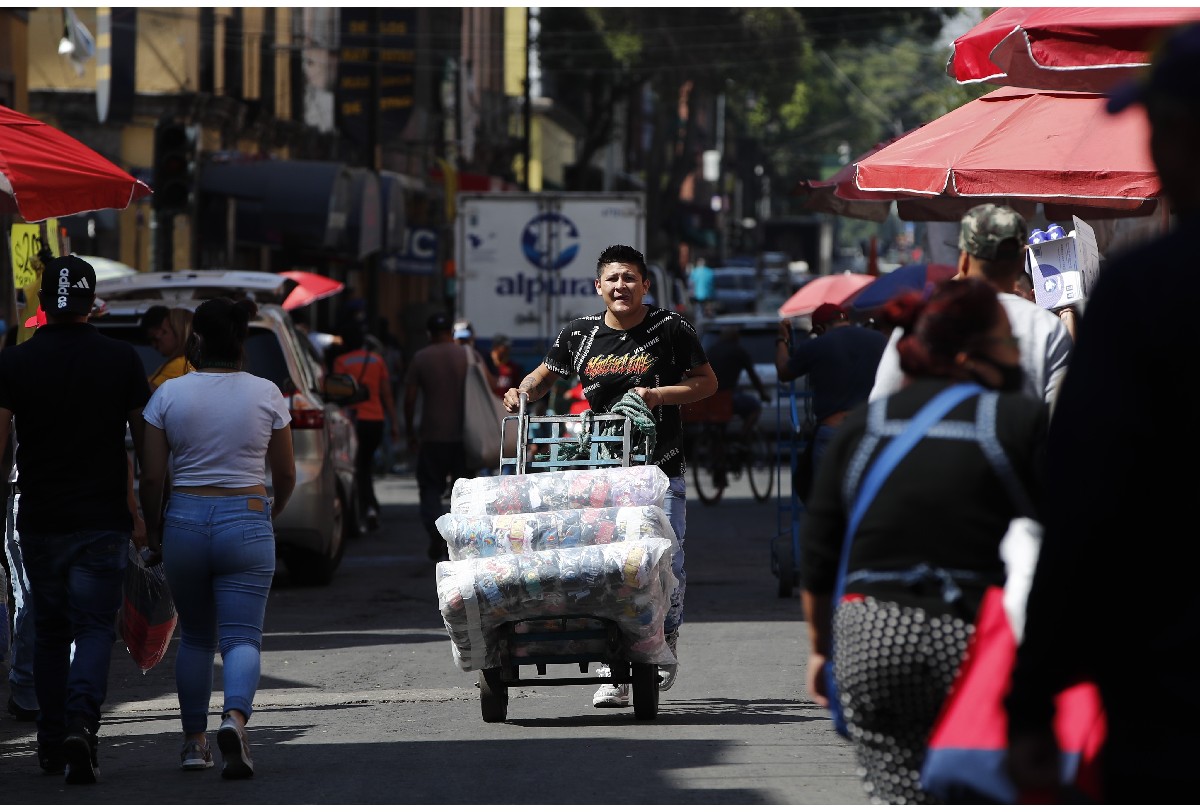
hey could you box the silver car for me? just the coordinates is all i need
[94,271,364,586]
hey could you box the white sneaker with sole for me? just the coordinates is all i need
[659,630,679,692]
[592,665,630,708]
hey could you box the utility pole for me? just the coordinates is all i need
[366,8,382,325]
[523,7,533,192]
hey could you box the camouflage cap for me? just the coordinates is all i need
[958,204,1028,260]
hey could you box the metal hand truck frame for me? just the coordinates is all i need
[475,392,663,723]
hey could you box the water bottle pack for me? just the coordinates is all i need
[1028,223,1068,244]
[449,466,669,516]
[435,538,677,670]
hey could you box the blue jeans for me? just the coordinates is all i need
[20,528,127,748]
[812,423,836,479]
[5,490,39,711]
[663,476,687,635]
[162,493,275,734]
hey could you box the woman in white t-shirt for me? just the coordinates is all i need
[139,297,295,779]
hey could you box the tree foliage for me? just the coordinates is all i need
[536,7,977,267]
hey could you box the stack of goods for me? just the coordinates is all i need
[435,466,677,672]
[449,465,669,516]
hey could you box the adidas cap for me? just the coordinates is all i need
[38,255,97,317]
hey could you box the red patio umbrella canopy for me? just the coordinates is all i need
[778,273,874,319]
[853,87,1159,205]
[947,7,1200,92]
[0,105,152,223]
[279,270,345,310]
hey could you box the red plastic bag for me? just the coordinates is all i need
[921,586,1105,803]
[119,541,177,672]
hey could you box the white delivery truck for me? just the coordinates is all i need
[456,192,678,359]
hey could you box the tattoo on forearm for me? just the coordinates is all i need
[519,374,545,400]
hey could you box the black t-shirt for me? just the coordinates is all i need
[544,306,707,478]
[0,323,151,534]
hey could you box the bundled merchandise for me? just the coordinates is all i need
[118,541,178,673]
[449,466,669,516]
[436,504,678,561]
[435,538,677,670]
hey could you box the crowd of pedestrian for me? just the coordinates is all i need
[3,24,1197,798]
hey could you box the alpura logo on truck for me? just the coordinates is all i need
[521,212,580,270]
[481,211,593,303]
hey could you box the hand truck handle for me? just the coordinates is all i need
[519,390,529,417]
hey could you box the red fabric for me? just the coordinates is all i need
[923,586,1105,803]
[278,271,344,310]
[853,88,1158,203]
[948,7,1200,92]
[0,105,152,223]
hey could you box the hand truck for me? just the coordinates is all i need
[475,392,664,723]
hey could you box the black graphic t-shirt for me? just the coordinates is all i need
[544,306,708,478]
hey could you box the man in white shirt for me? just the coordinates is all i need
[870,204,1072,412]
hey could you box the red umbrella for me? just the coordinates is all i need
[778,273,874,319]
[0,105,152,223]
[278,270,345,310]
[852,87,1159,208]
[947,7,1200,92]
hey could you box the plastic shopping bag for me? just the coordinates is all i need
[119,541,177,673]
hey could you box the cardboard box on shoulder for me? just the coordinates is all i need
[1026,215,1100,310]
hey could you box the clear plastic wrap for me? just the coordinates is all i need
[449,466,669,516]
[436,504,677,561]
[435,538,677,671]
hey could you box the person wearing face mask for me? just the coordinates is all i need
[799,277,1048,804]
[870,204,1072,415]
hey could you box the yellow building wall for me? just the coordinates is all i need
[27,8,200,94]
[532,115,577,192]
[503,8,526,98]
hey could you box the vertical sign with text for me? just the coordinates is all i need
[337,9,417,152]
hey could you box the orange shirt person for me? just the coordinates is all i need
[333,328,399,530]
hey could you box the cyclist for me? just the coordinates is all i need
[704,325,770,433]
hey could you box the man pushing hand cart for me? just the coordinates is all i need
[501,244,716,707]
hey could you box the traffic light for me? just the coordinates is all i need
[153,119,194,214]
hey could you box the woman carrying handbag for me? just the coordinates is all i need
[800,278,1048,804]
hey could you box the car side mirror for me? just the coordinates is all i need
[322,372,367,405]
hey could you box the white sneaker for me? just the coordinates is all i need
[592,665,630,708]
[659,630,679,692]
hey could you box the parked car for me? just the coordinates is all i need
[94,270,365,586]
[710,266,758,315]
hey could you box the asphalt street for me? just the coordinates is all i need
[1,465,871,806]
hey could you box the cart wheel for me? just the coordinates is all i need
[631,663,659,721]
[776,542,795,599]
[479,667,509,723]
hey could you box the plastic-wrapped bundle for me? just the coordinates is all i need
[436,504,677,561]
[435,538,677,671]
[450,465,669,517]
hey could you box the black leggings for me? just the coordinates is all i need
[355,420,385,511]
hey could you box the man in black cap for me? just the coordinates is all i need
[0,255,151,784]
[1006,23,1200,802]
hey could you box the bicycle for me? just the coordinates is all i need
[681,391,776,506]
